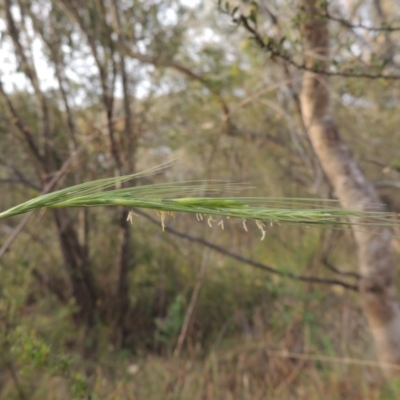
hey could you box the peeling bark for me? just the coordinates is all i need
[299,0,400,377]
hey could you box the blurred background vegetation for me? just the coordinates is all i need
[0,0,400,398]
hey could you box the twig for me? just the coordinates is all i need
[239,16,400,80]
[322,258,360,280]
[0,141,89,259]
[31,268,67,304]
[321,11,400,32]
[0,178,40,190]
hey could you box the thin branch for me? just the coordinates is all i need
[111,0,136,171]
[6,0,52,160]
[239,16,400,80]
[317,230,360,280]
[0,178,40,190]
[136,210,358,291]
[124,49,232,131]
[32,268,67,304]
[0,79,43,165]
[322,10,400,32]
[0,140,90,259]
[25,4,78,153]
[374,181,400,190]
[0,159,40,190]
[54,0,122,170]
[361,158,387,168]
[322,257,360,280]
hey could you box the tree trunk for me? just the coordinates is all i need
[53,209,98,328]
[299,0,400,377]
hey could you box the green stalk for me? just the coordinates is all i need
[0,165,398,230]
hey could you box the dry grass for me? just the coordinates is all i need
[6,341,394,400]
[3,295,400,400]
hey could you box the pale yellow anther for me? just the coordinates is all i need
[256,220,267,240]
[218,219,224,230]
[159,211,167,231]
[126,211,138,224]
[242,219,248,232]
[207,216,216,228]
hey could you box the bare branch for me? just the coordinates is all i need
[239,15,400,80]
[124,49,232,132]
[137,210,358,291]
[0,79,43,165]
[6,0,52,160]
[0,139,91,259]
[322,10,400,32]
[32,268,68,304]
[111,0,136,171]
[322,258,360,280]
[54,0,122,170]
[25,4,78,153]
